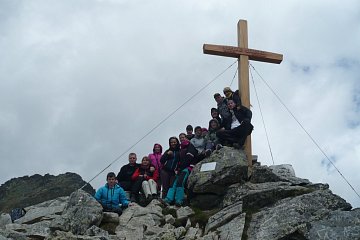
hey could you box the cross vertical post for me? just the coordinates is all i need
[237,20,253,172]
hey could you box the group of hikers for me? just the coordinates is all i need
[94,87,254,215]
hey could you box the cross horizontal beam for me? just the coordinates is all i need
[203,44,283,64]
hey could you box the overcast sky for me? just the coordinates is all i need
[1,0,360,207]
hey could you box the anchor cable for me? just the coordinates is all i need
[229,62,238,87]
[249,66,275,165]
[249,63,360,201]
[80,60,238,189]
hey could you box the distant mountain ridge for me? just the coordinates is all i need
[0,172,95,213]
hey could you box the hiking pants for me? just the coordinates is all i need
[165,169,190,205]
[142,179,157,198]
[217,121,253,146]
[160,169,175,198]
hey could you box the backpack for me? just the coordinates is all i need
[10,208,26,222]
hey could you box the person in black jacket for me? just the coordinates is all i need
[160,137,180,198]
[185,125,195,140]
[163,138,196,206]
[117,153,140,191]
[211,107,225,129]
[216,99,253,148]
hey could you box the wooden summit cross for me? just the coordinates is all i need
[203,19,283,172]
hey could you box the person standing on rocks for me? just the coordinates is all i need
[160,137,180,198]
[94,172,133,215]
[116,153,140,192]
[163,138,196,207]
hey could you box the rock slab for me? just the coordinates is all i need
[49,189,103,235]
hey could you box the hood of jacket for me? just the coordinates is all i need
[152,143,163,153]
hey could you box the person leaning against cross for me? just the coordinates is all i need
[223,87,242,108]
[216,99,253,149]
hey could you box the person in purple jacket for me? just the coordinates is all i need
[148,143,163,172]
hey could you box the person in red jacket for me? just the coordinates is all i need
[131,156,159,202]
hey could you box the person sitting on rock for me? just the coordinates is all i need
[214,93,231,128]
[130,156,158,202]
[216,99,253,149]
[160,137,180,199]
[204,118,221,156]
[117,153,140,192]
[180,132,198,158]
[163,139,196,207]
[94,172,133,215]
[201,127,208,138]
[148,143,163,192]
[185,125,195,140]
[211,107,224,128]
[190,126,206,163]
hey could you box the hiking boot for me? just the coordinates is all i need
[152,193,158,199]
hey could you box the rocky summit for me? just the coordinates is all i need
[0,172,95,213]
[0,147,359,239]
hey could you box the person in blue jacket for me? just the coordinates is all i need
[94,172,133,215]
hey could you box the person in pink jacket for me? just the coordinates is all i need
[148,143,163,193]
